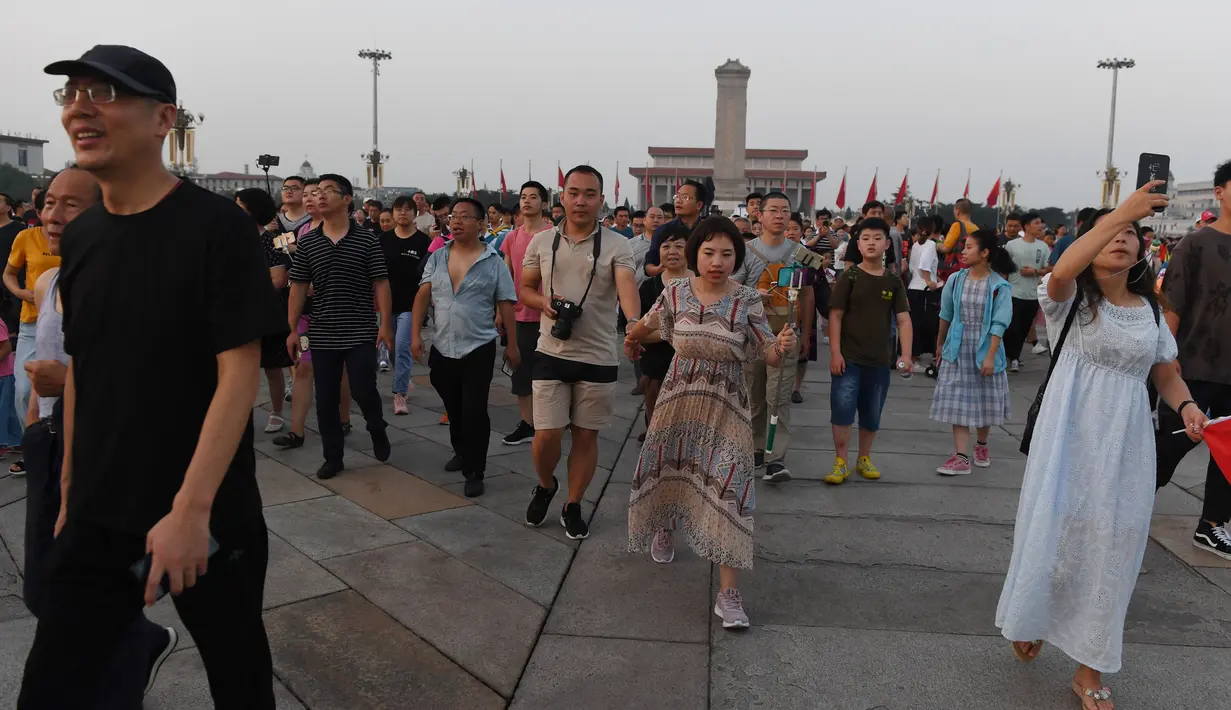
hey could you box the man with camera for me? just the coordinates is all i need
[519,165,639,539]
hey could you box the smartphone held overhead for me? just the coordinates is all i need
[1135,153,1170,212]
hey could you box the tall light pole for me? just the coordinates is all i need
[358,48,392,190]
[1097,57,1134,207]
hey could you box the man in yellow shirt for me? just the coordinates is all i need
[5,223,61,430]
[940,198,979,254]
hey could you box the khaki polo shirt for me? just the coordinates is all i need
[523,224,635,366]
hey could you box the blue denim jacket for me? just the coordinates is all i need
[420,242,517,359]
[939,269,1013,372]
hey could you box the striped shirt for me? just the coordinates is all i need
[289,223,388,350]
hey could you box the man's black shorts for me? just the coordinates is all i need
[510,320,540,397]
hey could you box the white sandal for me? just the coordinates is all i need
[264,414,286,433]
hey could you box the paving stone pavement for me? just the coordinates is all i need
[0,346,1224,708]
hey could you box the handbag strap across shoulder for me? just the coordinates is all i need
[1041,287,1081,386]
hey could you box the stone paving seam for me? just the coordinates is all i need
[302,585,511,702]
[380,531,565,613]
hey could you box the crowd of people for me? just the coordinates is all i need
[7,43,1231,710]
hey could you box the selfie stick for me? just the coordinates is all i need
[766,269,802,455]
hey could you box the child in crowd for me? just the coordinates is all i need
[931,230,1016,474]
[824,218,912,485]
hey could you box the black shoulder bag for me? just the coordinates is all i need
[1020,289,1080,455]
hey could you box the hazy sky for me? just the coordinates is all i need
[5,0,1228,209]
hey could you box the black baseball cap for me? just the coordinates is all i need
[44,45,176,105]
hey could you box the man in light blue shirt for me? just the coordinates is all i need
[411,197,518,497]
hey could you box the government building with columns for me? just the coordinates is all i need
[630,146,823,213]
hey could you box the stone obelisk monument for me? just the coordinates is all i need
[712,59,751,212]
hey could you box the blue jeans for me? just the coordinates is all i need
[830,363,891,431]
[393,311,413,395]
[14,321,37,432]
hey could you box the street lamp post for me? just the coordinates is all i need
[1097,58,1135,207]
[358,49,392,190]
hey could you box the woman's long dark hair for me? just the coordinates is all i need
[1072,208,1156,323]
[968,229,1018,277]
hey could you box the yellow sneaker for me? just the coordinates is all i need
[856,456,881,480]
[823,458,849,485]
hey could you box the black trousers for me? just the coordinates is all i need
[18,520,274,709]
[907,289,939,358]
[22,411,170,709]
[1156,379,1231,523]
[429,340,496,474]
[312,341,388,464]
[1004,297,1039,361]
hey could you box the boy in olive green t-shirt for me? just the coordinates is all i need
[826,218,911,485]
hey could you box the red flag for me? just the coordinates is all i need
[894,170,909,206]
[615,173,620,205]
[470,170,477,197]
[962,172,970,199]
[835,170,847,210]
[499,166,507,201]
[810,170,817,211]
[987,175,1002,207]
[558,166,565,189]
[1198,417,1231,485]
[781,171,786,191]
[674,169,680,194]
[644,165,651,206]
[929,171,939,206]
[865,170,878,204]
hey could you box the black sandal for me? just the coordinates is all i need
[8,459,25,476]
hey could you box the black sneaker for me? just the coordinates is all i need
[762,462,792,484]
[754,451,765,469]
[525,476,559,527]
[272,431,305,449]
[444,455,465,472]
[463,471,485,498]
[371,429,391,462]
[791,390,803,404]
[560,502,589,540]
[341,422,353,437]
[144,626,177,696]
[502,420,535,446]
[1193,520,1231,560]
[316,460,344,480]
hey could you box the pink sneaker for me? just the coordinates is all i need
[393,393,409,416]
[936,454,972,476]
[973,443,990,468]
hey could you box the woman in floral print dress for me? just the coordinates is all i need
[624,217,796,630]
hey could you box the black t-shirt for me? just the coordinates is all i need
[0,220,24,327]
[637,275,675,377]
[59,181,286,535]
[380,229,432,314]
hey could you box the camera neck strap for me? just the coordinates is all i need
[549,224,602,309]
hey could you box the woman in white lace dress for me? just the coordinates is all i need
[995,184,1208,710]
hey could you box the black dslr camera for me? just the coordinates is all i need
[550,297,583,340]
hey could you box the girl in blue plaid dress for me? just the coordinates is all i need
[930,230,1016,475]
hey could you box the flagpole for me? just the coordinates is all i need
[529,159,532,182]
[616,160,619,208]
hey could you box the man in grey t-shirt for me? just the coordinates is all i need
[1002,212,1051,370]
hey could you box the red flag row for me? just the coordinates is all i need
[830,169,1002,210]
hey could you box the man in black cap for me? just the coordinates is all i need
[19,45,282,708]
